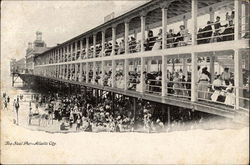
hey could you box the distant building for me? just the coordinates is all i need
[10,58,26,74]
[10,59,16,73]
[25,31,50,73]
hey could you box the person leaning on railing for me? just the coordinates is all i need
[152,29,162,50]
[118,40,125,55]
[213,16,228,42]
[175,25,190,47]
[221,20,234,41]
[129,36,137,53]
[197,21,213,44]
[144,30,156,51]
[166,29,175,48]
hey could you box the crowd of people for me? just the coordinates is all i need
[60,11,239,62]
[25,86,220,133]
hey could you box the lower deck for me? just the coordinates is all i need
[19,73,249,124]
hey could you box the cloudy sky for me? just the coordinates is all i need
[1,0,148,77]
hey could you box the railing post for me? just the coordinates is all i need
[234,0,242,40]
[191,0,198,45]
[111,24,117,56]
[67,44,70,62]
[209,7,215,22]
[140,12,146,52]
[183,16,188,29]
[75,63,78,81]
[101,61,105,86]
[234,49,243,110]
[79,63,83,82]
[79,39,83,60]
[66,64,68,80]
[162,55,168,96]
[86,36,89,59]
[93,62,97,84]
[182,57,187,81]
[111,60,116,88]
[140,57,145,93]
[161,4,168,50]
[75,41,77,60]
[125,19,130,54]
[242,1,249,37]
[93,33,97,58]
[209,55,215,83]
[58,64,61,79]
[70,43,73,61]
[191,52,198,102]
[86,62,89,83]
[124,59,129,90]
[101,29,105,57]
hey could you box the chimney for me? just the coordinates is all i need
[36,31,42,40]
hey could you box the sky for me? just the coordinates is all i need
[1,0,232,79]
[1,0,149,77]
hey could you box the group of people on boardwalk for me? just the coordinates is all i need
[27,87,220,133]
[51,10,241,64]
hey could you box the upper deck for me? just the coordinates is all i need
[30,0,249,123]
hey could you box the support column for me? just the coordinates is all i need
[66,64,69,80]
[58,65,61,79]
[183,17,188,28]
[124,59,129,90]
[64,46,67,62]
[79,63,83,82]
[161,5,168,50]
[111,24,116,56]
[147,58,151,72]
[209,8,215,22]
[111,60,116,88]
[75,63,78,81]
[71,43,73,61]
[234,49,243,109]
[191,0,198,45]
[93,62,97,84]
[80,39,83,60]
[101,61,105,85]
[191,52,198,102]
[209,55,215,83]
[162,55,168,96]
[124,19,129,54]
[234,0,242,40]
[101,30,105,57]
[133,97,136,120]
[182,57,187,81]
[134,30,138,41]
[67,45,70,62]
[75,41,77,60]
[69,64,72,80]
[86,37,89,59]
[86,63,89,83]
[167,106,171,126]
[140,13,146,52]
[242,2,249,37]
[93,34,97,58]
[140,57,145,93]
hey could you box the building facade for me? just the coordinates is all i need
[25,31,50,73]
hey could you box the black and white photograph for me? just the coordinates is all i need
[1,0,249,164]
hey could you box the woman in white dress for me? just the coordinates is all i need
[152,29,162,50]
[198,68,210,99]
[224,80,235,106]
